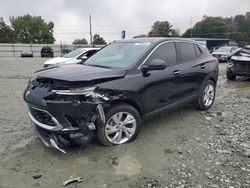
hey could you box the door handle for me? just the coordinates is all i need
[173,70,181,76]
[200,64,206,69]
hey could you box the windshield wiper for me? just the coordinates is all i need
[86,64,112,69]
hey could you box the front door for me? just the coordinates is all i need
[142,42,180,113]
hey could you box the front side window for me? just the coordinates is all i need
[146,42,177,66]
[84,42,152,69]
[178,42,196,63]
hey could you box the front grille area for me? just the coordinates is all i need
[235,61,250,73]
[29,107,56,127]
[31,77,57,89]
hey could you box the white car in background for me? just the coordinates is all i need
[211,46,239,62]
[43,48,99,67]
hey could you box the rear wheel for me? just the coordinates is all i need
[196,80,216,110]
[97,104,141,146]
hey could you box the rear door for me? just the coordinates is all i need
[173,42,207,100]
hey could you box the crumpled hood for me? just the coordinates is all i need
[212,51,230,56]
[36,64,127,82]
[231,55,250,62]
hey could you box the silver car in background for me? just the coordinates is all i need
[43,48,99,67]
[21,48,33,57]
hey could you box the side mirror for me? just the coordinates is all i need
[81,55,88,63]
[81,55,88,60]
[141,59,167,71]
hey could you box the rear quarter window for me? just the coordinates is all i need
[195,44,202,57]
[178,42,196,63]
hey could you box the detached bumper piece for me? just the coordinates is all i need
[28,106,96,153]
[31,122,95,153]
[32,122,67,153]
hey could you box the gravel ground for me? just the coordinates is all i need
[0,57,249,188]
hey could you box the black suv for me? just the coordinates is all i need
[41,46,54,57]
[24,38,218,152]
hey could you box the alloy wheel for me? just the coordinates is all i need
[104,112,137,144]
[203,84,215,107]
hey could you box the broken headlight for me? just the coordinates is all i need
[52,87,97,96]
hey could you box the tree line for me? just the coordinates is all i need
[72,34,106,45]
[135,12,250,45]
[0,14,106,45]
[0,15,55,44]
[182,12,250,45]
[1,12,250,45]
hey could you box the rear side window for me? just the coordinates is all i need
[195,44,202,57]
[178,42,196,63]
[147,42,177,66]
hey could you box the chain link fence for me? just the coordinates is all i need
[0,43,104,57]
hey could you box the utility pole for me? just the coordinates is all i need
[0,17,3,24]
[190,18,193,38]
[89,15,93,46]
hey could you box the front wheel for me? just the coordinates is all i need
[97,104,141,146]
[196,80,216,110]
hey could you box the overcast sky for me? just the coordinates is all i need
[1,0,250,44]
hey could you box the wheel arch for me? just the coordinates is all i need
[109,99,141,115]
[208,77,216,85]
[203,72,217,86]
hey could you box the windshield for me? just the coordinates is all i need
[216,47,232,52]
[84,42,152,69]
[63,48,86,58]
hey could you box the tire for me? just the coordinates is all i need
[226,70,236,80]
[97,103,142,146]
[196,79,216,110]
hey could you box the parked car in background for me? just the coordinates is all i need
[227,47,250,80]
[41,46,54,57]
[211,46,239,62]
[21,48,33,57]
[62,47,75,55]
[24,38,218,152]
[43,48,99,67]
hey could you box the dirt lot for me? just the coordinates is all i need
[0,57,249,188]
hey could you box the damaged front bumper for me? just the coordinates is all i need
[31,122,67,153]
[228,61,250,76]
[28,104,99,153]
[31,121,96,153]
[24,79,109,153]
